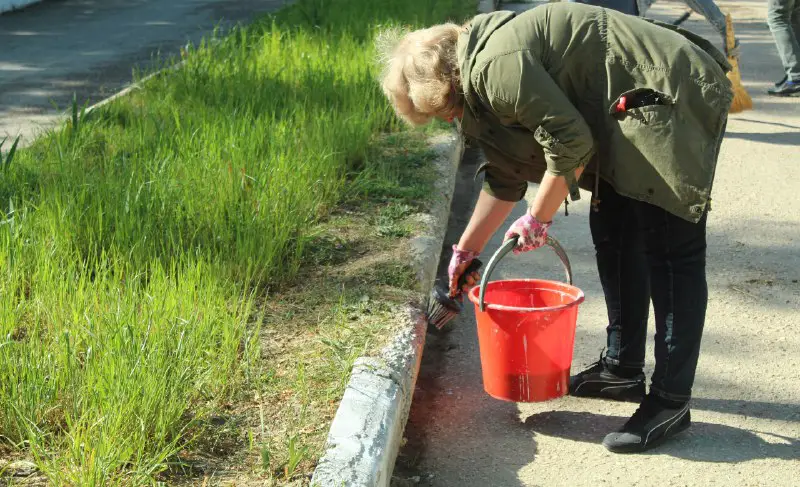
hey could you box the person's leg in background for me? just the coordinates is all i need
[795,0,800,44]
[566,0,639,16]
[794,0,800,82]
[681,0,733,50]
[569,179,650,402]
[645,0,738,57]
[767,0,800,95]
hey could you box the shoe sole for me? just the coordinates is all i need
[570,381,645,402]
[603,419,691,454]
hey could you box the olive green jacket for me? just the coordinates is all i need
[457,3,732,222]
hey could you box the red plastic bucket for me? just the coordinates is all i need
[466,237,584,402]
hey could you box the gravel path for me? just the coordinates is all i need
[394,1,800,486]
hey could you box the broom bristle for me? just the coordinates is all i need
[725,13,752,113]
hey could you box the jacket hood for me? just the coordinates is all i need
[457,11,517,114]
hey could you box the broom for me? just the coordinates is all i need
[725,13,752,113]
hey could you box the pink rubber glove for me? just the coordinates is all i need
[448,245,480,297]
[504,214,551,255]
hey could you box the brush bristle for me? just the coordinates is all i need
[725,13,753,114]
[426,284,462,328]
[727,68,752,113]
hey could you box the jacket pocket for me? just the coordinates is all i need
[606,87,708,204]
[618,104,674,126]
[609,88,675,126]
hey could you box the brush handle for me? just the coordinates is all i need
[478,235,573,312]
[725,13,736,53]
[672,10,692,26]
[450,258,482,298]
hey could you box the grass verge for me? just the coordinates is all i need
[165,133,444,486]
[0,0,474,484]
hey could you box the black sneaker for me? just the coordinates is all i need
[603,394,691,453]
[569,354,645,402]
[775,75,787,87]
[768,79,800,96]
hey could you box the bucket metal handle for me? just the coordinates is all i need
[478,235,573,312]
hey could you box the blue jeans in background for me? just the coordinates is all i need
[681,0,727,40]
[568,0,639,15]
[768,0,800,82]
[573,0,729,45]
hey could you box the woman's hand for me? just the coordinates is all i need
[449,190,516,296]
[504,213,551,254]
[448,245,481,298]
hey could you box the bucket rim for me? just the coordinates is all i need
[466,278,585,313]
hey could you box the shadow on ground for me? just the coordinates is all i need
[725,131,800,145]
[521,408,800,463]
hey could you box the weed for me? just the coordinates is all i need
[374,202,414,237]
[260,444,271,473]
[285,434,310,479]
[69,92,89,141]
[0,136,19,172]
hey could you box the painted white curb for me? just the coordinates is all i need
[311,133,464,487]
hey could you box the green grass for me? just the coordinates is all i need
[0,0,474,484]
[236,133,439,484]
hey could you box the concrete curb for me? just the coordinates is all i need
[83,62,185,117]
[14,58,185,150]
[311,3,502,484]
[310,133,464,487]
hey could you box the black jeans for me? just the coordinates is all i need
[590,179,708,403]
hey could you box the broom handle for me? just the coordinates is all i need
[478,235,574,312]
[725,13,735,53]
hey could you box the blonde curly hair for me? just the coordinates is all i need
[375,23,464,126]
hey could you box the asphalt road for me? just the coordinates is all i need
[0,0,284,144]
[394,1,800,486]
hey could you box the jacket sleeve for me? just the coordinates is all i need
[474,50,595,201]
[477,142,529,202]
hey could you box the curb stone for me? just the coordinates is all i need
[83,61,186,117]
[13,58,185,149]
[310,133,464,487]
[310,3,501,484]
